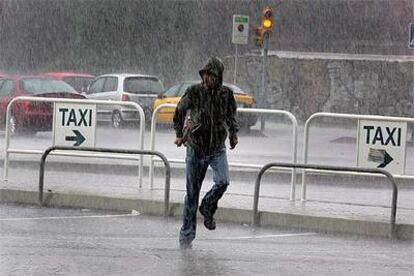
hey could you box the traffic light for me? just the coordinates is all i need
[255,7,273,47]
[261,7,273,32]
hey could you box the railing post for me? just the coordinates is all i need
[149,106,299,201]
[254,162,399,238]
[301,112,414,201]
[38,146,171,216]
[3,96,146,188]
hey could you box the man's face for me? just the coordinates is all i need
[202,72,218,90]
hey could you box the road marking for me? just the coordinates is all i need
[200,233,317,240]
[0,213,139,221]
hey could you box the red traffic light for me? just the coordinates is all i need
[263,8,272,19]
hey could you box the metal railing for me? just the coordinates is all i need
[252,162,399,238]
[301,112,414,200]
[149,104,299,200]
[3,96,146,187]
[38,146,171,216]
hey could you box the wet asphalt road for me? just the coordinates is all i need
[0,204,413,276]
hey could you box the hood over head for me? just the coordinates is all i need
[199,56,224,85]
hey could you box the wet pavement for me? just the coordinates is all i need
[0,204,412,276]
[1,121,414,274]
[2,162,414,226]
[1,122,414,225]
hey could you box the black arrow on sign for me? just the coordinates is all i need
[368,148,394,168]
[65,130,86,146]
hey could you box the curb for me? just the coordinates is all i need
[1,188,413,240]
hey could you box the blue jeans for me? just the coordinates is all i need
[179,147,229,245]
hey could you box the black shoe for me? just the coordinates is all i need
[179,242,192,250]
[199,206,216,230]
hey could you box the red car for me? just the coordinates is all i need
[0,75,85,134]
[43,72,95,94]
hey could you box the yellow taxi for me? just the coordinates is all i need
[153,81,257,129]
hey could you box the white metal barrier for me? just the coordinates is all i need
[301,112,414,201]
[3,96,146,187]
[149,104,299,200]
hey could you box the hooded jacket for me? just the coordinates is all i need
[173,57,239,155]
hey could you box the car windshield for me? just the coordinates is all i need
[63,77,94,92]
[22,78,77,94]
[224,83,247,95]
[124,77,163,94]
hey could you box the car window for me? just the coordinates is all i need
[124,77,163,94]
[21,78,76,94]
[225,83,246,95]
[102,77,118,92]
[63,77,94,92]
[178,83,194,96]
[0,79,14,97]
[88,78,105,94]
[163,84,180,97]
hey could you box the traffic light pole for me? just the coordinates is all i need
[260,32,269,132]
[234,44,238,85]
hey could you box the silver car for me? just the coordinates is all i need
[86,73,163,128]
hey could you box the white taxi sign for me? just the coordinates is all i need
[53,103,97,147]
[357,120,407,175]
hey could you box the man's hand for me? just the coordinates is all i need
[174,137,184,147]
[229,135,238,150]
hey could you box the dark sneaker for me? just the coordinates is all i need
[199,206,216,230]
[179,242,192,250]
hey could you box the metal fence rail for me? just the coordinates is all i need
[3,96,146,187]
[301,112,414,201]
[252,162,399,238]
[38,146,171,216]
[149,104,299,200]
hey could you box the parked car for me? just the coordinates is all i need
[153,81,258,129]
[0,75,85,135]
[86,73,164,128]
[43,72,95,94]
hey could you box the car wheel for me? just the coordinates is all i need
[112,111,123,129]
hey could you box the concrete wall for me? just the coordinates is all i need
[224,53,414,121]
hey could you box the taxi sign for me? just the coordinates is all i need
[53,103,97,147]
[357,120,407,174]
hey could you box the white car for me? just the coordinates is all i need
[86,73,164,128]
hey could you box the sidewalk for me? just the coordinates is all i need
[1,163,413,240]
[1,122,414,239]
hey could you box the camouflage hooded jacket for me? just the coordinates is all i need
[173,57,239,155]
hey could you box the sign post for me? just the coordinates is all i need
[232,15,249,84]
[357,120,407,175]
[53,103,97,147]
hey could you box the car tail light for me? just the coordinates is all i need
[21,101,32,110]
[121,94,130,101]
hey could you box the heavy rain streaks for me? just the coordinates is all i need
[1,1,414,275]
